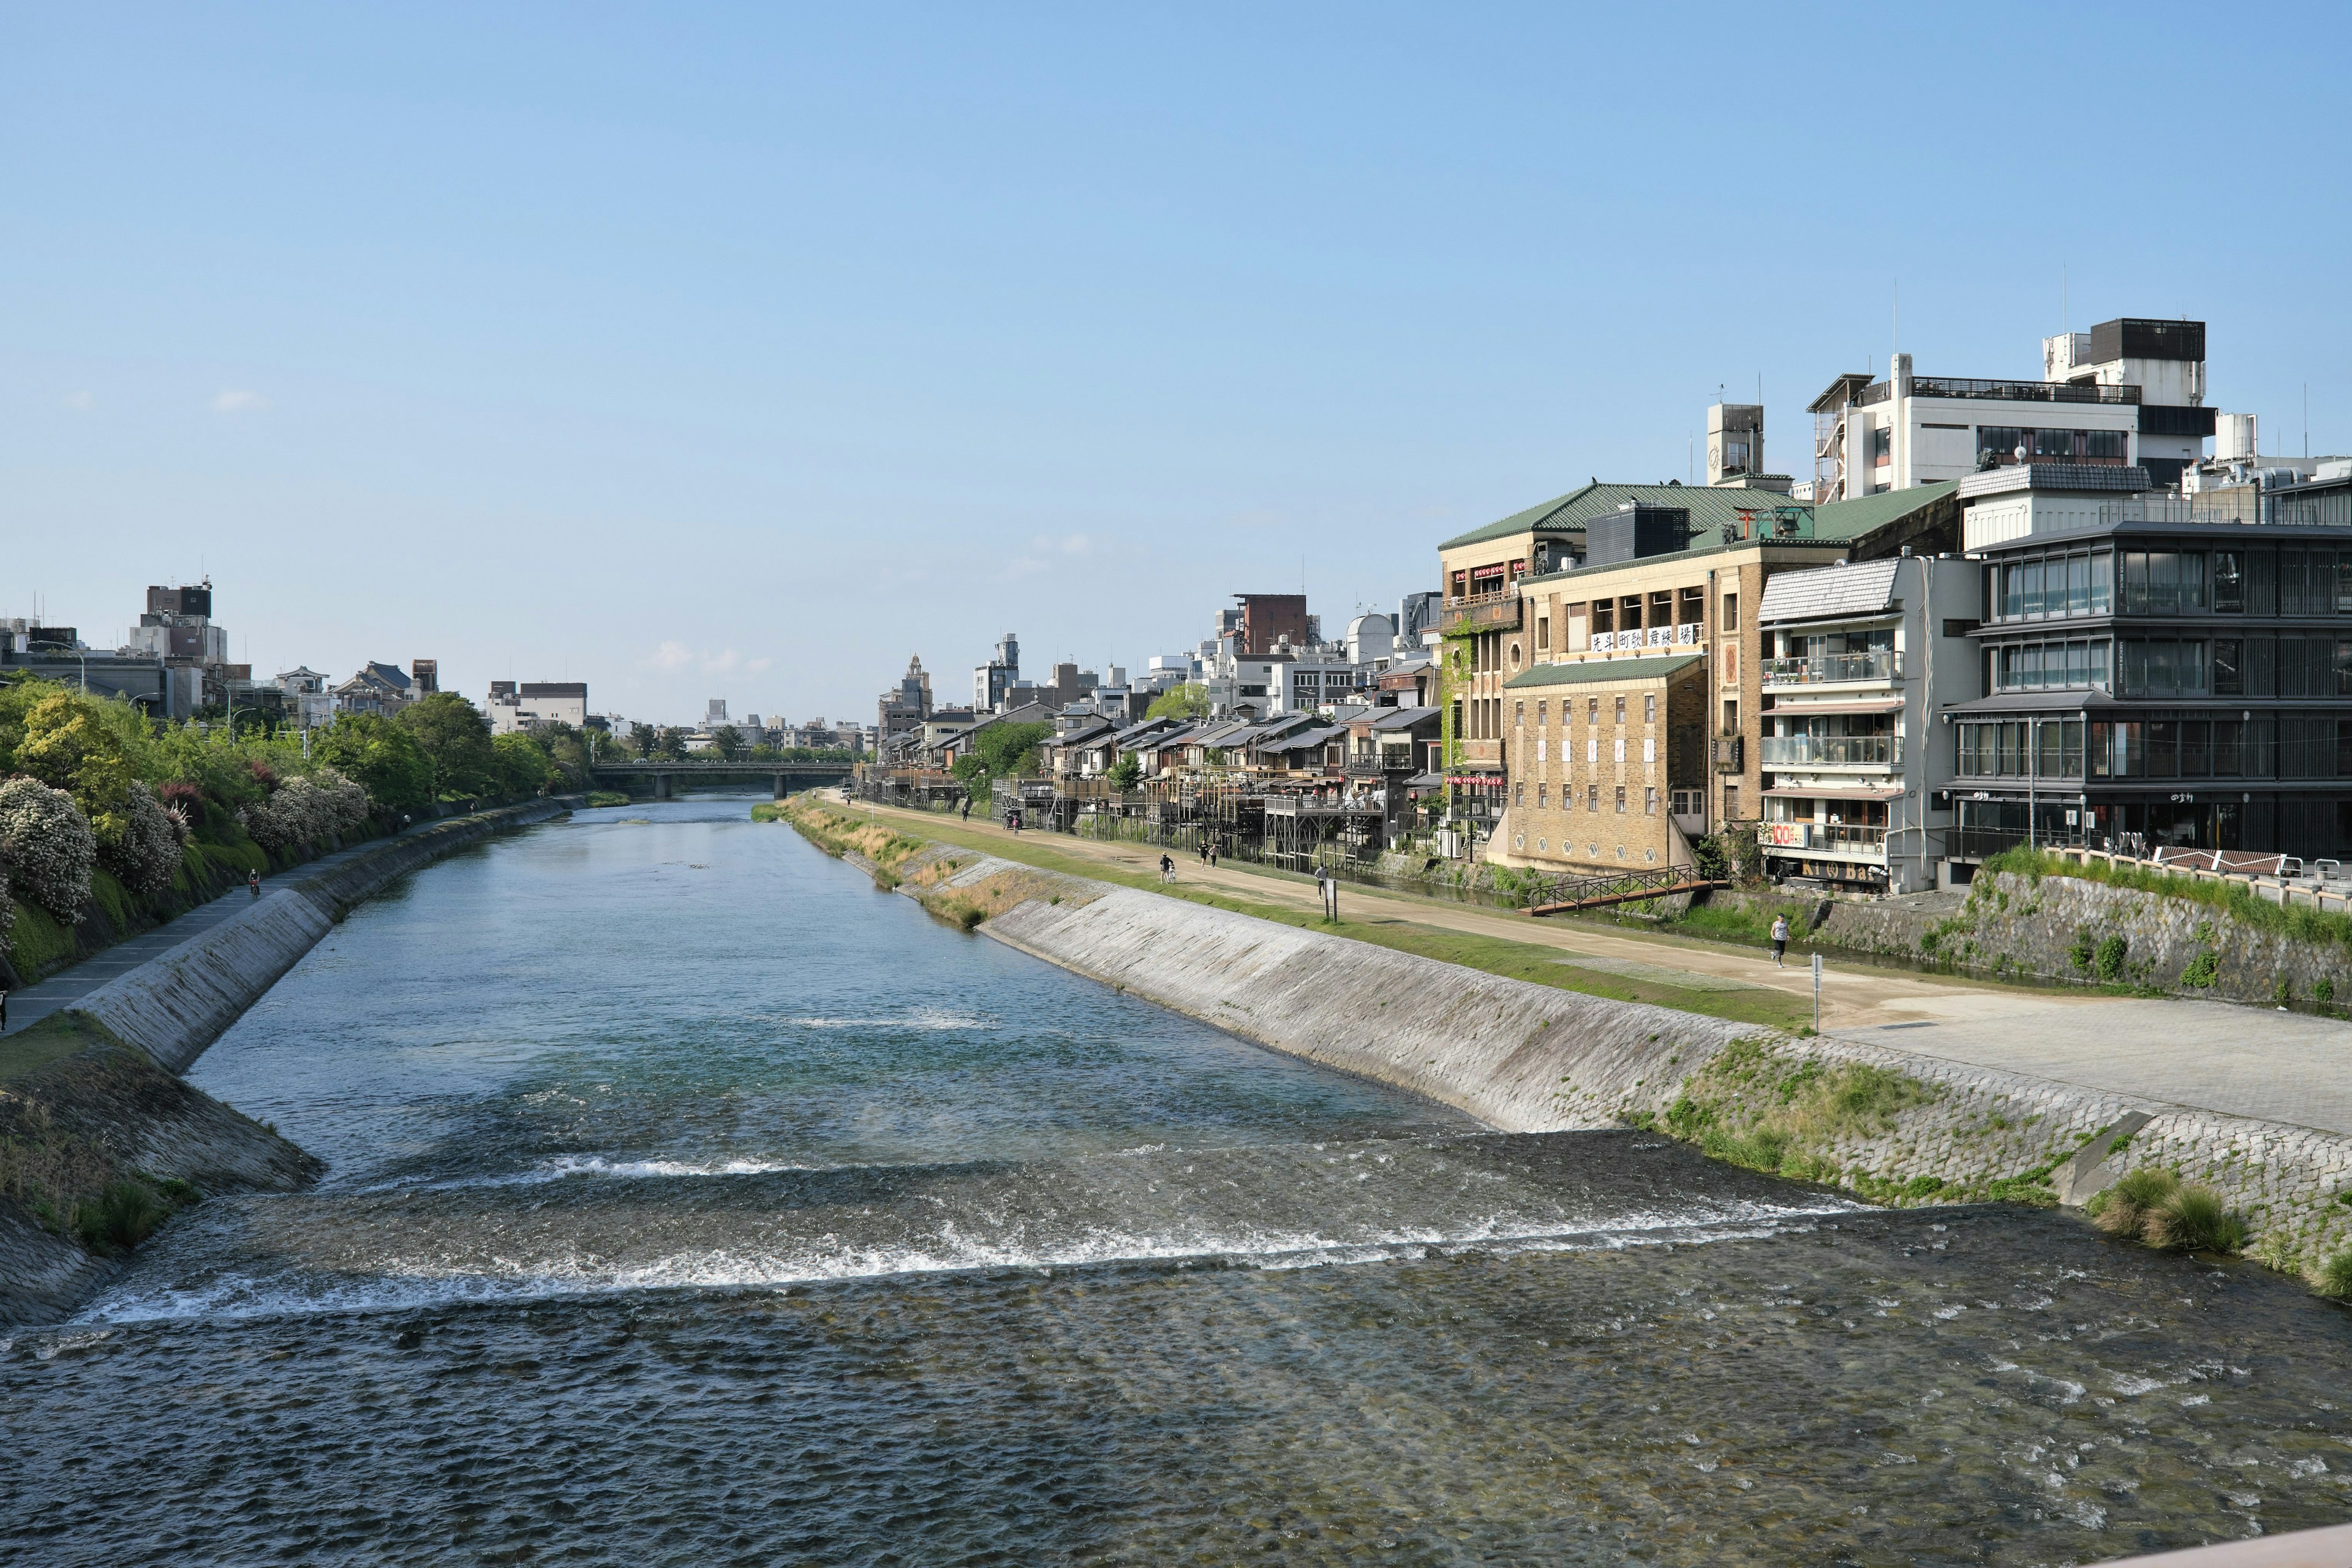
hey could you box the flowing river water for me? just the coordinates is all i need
[6,799,2352,1564]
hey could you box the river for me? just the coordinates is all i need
[6,797,2351,1564]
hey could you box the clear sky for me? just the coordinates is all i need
[6,3,2346,726]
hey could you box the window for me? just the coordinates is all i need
[2215,552,2245,614]
[1722,593,1738,632]
[1587,784,1598,812]
[1514,781,1525,805]
[1587,698,1599,724]
[1645,787,1659,816]
[1615,786,1627,813]
[1536,701,1548,726]
[1722,698,1738,732]
[1643,693,1657,723]
[1537,783,1548,809]
[1510,643,1522,671]
[1869,424,1891,466]
[2084,429,2127,461]
[1614,696,1626,725]
[2215,639,2243,696]
[1536,617,1550,651]
[1514,701,1525,726]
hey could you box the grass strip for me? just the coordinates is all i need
[797,801,1815,1033]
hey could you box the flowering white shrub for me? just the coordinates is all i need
[242,769,371,851]
[0,777,97,920]
[99,785,181,900]
[0,865,17,959]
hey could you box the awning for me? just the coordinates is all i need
[1404,772,1445,789]
[1765,697,1904,716]
[1763,785,1904,802]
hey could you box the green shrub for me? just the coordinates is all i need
[2316,1250,2352,1300]
[2319,978,2337,1006]
[2179,948,2219,987]
[2146,1184,2245,1254]
[2093,1165,2178,1237]
[2274,974,2293,1006]
[74,1180,168,1253]
[2094,935,2128,981]
[2067,930,2095,973]
[584,791,630,809]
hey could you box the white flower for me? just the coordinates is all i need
[0,776,97,919]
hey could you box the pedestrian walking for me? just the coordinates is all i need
[249,869,262,899]
[1159,853,1175,884]
[1770,913,1789,967]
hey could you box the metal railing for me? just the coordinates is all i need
[1858,377,2139,406]
[1760,649,1899,686]
[1759,734,1900,767]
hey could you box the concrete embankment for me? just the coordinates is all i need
[72,798,571,1074]
[2,798,573,1323]
[793,803,2352,1290]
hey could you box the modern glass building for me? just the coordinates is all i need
[1946,463,2352,862]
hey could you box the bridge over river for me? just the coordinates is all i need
[587,759,853,799]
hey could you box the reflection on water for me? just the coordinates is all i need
[6,799,2350,1564]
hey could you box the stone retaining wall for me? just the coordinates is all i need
[1809,870,2352,1007]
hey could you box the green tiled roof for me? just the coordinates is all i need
[1811,480,1956,540]
[1441,482,1812,551]
[1503,653,1703,689]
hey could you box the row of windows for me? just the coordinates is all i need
[1514,780,1660,814]
[1992,546,2352,622]
[1958,717,2352,780]
[1513,695,1657,726]
[1989,636,2352,698]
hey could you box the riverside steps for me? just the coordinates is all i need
[801,796,2352,1291]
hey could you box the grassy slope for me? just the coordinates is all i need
[786,801,1814,1033]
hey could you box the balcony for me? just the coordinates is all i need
[1761,650,1899,687]
[1439,590,1522,633]
[1757,821,1888,858]
[1760,734,1901,768]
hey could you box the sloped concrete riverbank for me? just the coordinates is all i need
[1,797,575,1323]
[802,809,2352,1294]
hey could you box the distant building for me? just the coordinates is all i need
[124,581,228,666]
[412,659,439,696]
[1234,594,1310,656]
[486,681,589,734]
[974,631,1020,713]
[334,661,418,716]
[277,666,336,729]
[1807,317,2211,502]
[878,657,932,738]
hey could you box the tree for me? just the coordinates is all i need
[312,712,435,816]
[653,726,690,761]
[629,721,658,759]
[12,690,137,845]
[394,692,498,799]
[711,725,744,761]
[1146,683,1211,722]
[491,731,555,797]
[1107,752,1142,790]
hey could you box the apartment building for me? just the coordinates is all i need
[486,681,589,734]
[1948,461,2352,864]
[1755,555,1980,893]
[1807,318,2213,503]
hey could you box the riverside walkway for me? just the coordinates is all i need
[846,797,2352,1139]
[5,814,496,1039]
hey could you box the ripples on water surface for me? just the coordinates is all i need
[6,799,2351,1564]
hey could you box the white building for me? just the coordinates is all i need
[1808,318,2212,503]
[1755,554,1981,894]
[276,666,336,729]
[486,680,590,734]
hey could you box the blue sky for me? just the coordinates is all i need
[6,3,2346,726]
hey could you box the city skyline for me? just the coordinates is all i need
[6,2,2346,720]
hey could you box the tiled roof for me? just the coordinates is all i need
[1757,558,1902,624]
[1502,654,1704,688]
[1440,481,1811,551]
[1810,481,1957,539]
